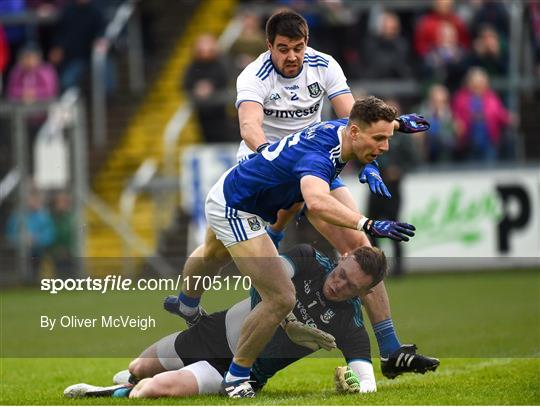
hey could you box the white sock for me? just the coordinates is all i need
[225,371,250,383]
[178,302,197,316]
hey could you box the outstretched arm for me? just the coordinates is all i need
[301,176,415,241]
[238,101,267,152]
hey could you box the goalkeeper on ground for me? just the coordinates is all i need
[65,245,438,399]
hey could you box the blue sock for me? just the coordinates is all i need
[225,361,251,382]
[112,386,132,398]
[266,226,285,248]
[373,318,401,358]
[179,292,200,307]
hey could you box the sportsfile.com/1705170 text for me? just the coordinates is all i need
[40,275,251,294]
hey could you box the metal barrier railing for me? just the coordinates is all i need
[0,90,86,280]
[0,89,176,281]
[91,0,144,148]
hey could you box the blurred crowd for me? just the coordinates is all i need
[4,183,78,281]
[184,0,539,165]
[0,0,121,279]
[0,0,120,97]
[0,0,121,180]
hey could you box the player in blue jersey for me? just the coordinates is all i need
[164,96,424,398]
[64,245,438,399]
[166,11,433,389]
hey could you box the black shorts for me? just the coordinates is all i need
[174,310,233,376]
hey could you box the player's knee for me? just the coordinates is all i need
[203,238,229,261]
[271,288,296,318]
[128,358,149,379]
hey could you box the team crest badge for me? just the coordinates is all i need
[307,82,322,98]
[320,308,336,324]
[248,217,261,231]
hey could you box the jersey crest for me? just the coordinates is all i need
[307,82,322,98]
[247,216,262,231]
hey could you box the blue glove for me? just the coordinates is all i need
[363,219,416,242]
[359,161,392,199]
[396,114,430,133]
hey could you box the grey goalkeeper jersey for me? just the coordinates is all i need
[225,244,371,388]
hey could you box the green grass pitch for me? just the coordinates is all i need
[1,268,539,405]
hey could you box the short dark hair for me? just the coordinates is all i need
[265,10,309,45]
[349,96,398,128]
[351,246,388,289]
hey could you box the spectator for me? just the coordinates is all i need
[6,44,58,104]
[470,0,509,39]
[6,44,59,174]
[183,34,231,143]
[6,186,55,281]
[528,0,540,77]
[312,0,357,74]
[362,11,413,79]
[0,0,28,73]
[229,12,267,76]
[423,21,468,91]
[465,24,508,77]
[50,191,77,279]
[26,0,70,59]
[0,23,9,91]
[417,84,457,163]
[414,0,471,57]
[452,67,512,162]
[48,0,106,90]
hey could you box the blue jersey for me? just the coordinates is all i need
[223,119,349,223]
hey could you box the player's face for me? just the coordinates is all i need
[351,120,394,164]
[268,35,307,77]
[323,257,374,302]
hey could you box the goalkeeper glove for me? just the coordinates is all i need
[281,312,336,351]
[358,218,416,242]
[358,161,392,199]
[335,366,377,394]
[334,366,360,393]
[396,114,430,133]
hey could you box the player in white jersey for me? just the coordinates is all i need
[215,10,433,379]
[235,44,350,160]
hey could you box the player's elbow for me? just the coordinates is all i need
[304,196,326,217]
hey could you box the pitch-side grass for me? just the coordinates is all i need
[1,268,539,404]
[1,357,538,405]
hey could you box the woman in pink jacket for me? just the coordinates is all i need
[7,44,58,104]
[451,67,511,162]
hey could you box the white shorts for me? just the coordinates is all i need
[205,170,267,247]
[235,141,254,162]
[155,332,224,395]
[181,360,224,395]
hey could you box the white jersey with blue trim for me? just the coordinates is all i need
[235,47,351,158]
[223,119,349,224]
